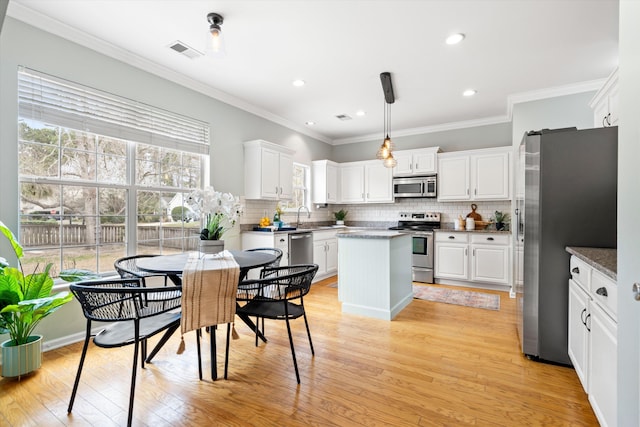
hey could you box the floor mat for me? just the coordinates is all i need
[412,284,500,310]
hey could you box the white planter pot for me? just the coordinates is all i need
[336,220,345,226]
[199,240,224,255]
[1,335,43,378]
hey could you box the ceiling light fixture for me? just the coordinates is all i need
[206,12,225,55]
[356,110,366,117]
[292,79,305,87]
[376,72,396,168]
[446,33,465,45]
[463,89,477,97]
[305,121,315,126]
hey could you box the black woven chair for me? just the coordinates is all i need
[235,264,318,384]
[240,247,283,280]
[114,254,169,287]
[67,278,182,427]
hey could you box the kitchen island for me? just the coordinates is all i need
[337,230,412,320]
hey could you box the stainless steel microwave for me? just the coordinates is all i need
[393,175,437,198]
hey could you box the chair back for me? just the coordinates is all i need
[239,264,318,302]
[70,278,182,322]
[245,248,283,271]
[114,255,162,279]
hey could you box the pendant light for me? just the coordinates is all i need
[376,72,397,168]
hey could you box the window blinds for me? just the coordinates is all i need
[18,67,210,155]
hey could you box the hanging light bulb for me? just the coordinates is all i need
[383,152,397,168]
[206,13,226,56]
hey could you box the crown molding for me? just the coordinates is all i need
[7,2,333,145]
[506,78,606,120]
[332,115,511,145]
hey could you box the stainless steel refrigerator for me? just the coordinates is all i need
[514,127,617,365]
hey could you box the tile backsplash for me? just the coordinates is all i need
[241,198,511,228]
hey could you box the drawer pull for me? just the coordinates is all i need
[487,237,494,241]
[571,267,580,274]
[448,236,455,239]
[596,287,608,297]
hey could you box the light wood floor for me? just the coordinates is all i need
[0,277,597,426]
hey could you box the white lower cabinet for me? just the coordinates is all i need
[568,255,617,427]
[313,230,338,281]
[568,278,590,391]
[241,232,289,279]
[435,232,510,287]
[435,232,468,280]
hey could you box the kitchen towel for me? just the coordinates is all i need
[180,250,240,335]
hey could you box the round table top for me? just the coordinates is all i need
[135,250,277,274]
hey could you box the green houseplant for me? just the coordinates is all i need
[0,220,96,377]
[334,209,348,225]
[493,211,510,231]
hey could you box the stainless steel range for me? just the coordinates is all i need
[389,212,441,283]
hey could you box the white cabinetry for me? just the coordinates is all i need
[567,255,617,427]
[244,140,294,200]
[311,160,339,204]
[339,161,393,204]
[393,147,439,177]
[589,67,619,128]
[435,231,511,288]
[313,229,338,281]
[470,234,510,285]
[435,232,468,280]
[437,147,510,201]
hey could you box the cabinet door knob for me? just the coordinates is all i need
[571,267,580,274]
[596,287,608,297]
[633,283,640,301]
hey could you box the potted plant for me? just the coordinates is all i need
[334,209,348,226]
[493,211,510,231]
[186,186,244,254]
[0,221,87,377]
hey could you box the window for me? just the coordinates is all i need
[17,68,209,277]
[280,163,310,211]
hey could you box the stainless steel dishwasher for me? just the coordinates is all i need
[288,232,313,265]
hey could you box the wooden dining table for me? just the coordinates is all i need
[136,250,278,360]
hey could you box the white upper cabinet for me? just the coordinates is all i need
[393,147,440,177]
[244,139,295,200]
[312,160,339,204]
[339,160,393,204]
[589,67,619,128]
[437,147,511,202]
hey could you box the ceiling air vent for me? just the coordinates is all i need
[168,41,203,59]
[335,114,353,121]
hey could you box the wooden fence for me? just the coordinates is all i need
[20,223,200,250]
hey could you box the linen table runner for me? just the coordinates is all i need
[180,250,240,335]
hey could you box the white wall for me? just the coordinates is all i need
[617,1,640,424]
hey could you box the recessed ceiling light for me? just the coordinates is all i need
[305,121,315,126]
[446,33,465,45]
[463,89,477,97]
[356,110,366,117]
[292,79,305,87]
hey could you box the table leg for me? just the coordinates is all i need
[145,322,180,363]
[236,307,267,343]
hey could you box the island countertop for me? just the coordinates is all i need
[565,246,617,280]
[336,230,407,239]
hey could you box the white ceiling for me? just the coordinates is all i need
[8,0,619,145]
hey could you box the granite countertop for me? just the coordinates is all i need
[566,246,617,280]
[336,230,408,239]
[436,227,511,234]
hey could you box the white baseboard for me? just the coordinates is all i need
[433,278,510,293]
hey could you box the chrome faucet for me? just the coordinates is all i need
[296,206,311,228]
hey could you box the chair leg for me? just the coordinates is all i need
[68,322,92,413]
[141,339,147,369]
[127,326,141,427]
[196,329,203,380]
[254,316,259,347]
[211,325,218,380]
[302,312,315,356]
[284,318,301,384]
[224,323,231,379]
